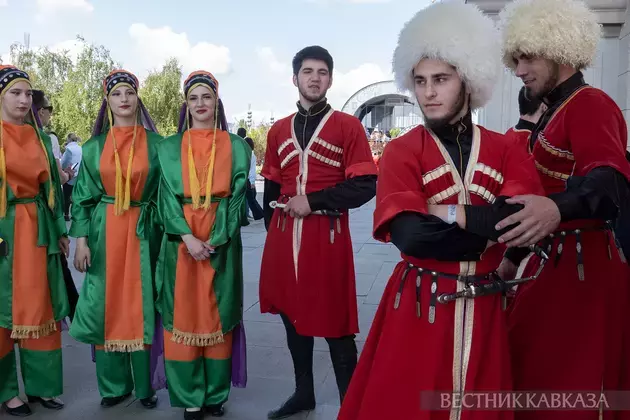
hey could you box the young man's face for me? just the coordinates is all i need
[513,53,560,99]
[293,58,332,104]
[37,97,53,126]
[413,58,467,128]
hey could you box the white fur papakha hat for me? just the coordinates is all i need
[392,0,501,110]
[499,0,601,71]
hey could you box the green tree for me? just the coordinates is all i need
[139,57,183,136]
[53,39,118,141]
[247,123,270,165]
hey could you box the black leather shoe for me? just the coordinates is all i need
[1,402,32,417]
[26,396,64,410]
[140,395,158,409]
[184,409,203,420]
[267,393,316,419]
[100,393,131,407]
[204,403,225,417]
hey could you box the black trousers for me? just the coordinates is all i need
[63,183,74,217]
[61,254,79,321]
[280,313,357,403]
[246,184,264,220]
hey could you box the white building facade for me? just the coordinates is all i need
[468,0,630,145]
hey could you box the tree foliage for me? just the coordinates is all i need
[138,58,182,136]
[7,36,118,143]
[3,37,269,155]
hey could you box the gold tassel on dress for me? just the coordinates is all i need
[11,319,57,340]
[0,119,6,219]
[186,97,219,210]
[104,339,145,353]
[202,102,219,210]
[107,105,137,216]
[171,327,225,347]
[187,116,201,209]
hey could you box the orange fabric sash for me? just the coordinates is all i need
[100,126,148,351]
[171,129,232,346]
[3,123,56,339]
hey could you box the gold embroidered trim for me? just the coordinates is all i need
[469,184,496,203]
[474,163,504,184]
[307,150,341,168]
[535,161,570,180]
[280,150,299,169]
[171,328,225,347]
[427,185,460,204]
[422,164,450,185]
[104,339,145,352]
[278,139,293,155]
[538,133,575,161]
[312,138,343,155]
[11,319,57,339]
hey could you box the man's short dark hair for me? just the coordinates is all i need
[518,86,543,116]
[32,89,47,110]
[292,46,333,76]
[237,127,247,138]
[244,137,254,150]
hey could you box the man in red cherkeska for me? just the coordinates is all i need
[337,2,546,419]
[259,45,378,419]
[495,0,630,418]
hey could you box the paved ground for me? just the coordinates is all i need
[5,186,402,420]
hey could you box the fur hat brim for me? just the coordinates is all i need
[499,0,601,71]
[392,1,501,110]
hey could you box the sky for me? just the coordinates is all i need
[0,0,435,124]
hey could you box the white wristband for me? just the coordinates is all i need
[447,205,457,224]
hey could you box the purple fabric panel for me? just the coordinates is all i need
[231,321,247,388]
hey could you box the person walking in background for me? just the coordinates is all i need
[237,128,264,221]
[60,133,82,222]
[244,136,264,221]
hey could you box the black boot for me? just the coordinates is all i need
[267,370,316,419]
[326,335,358,404]
[267,315,317,419]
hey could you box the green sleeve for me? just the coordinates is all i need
[40,130,67,238]
[157,139,192,237]
[68,137,103,238]
[226,135,250,241]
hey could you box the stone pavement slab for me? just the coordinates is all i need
[7,196,401,420]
